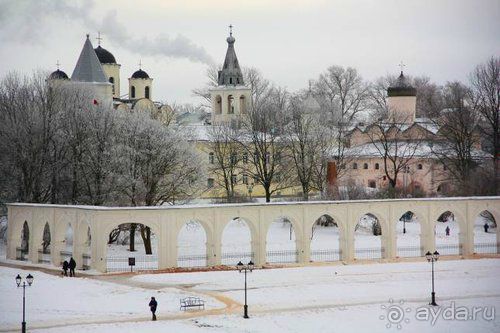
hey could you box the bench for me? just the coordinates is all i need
[180,297,205,311]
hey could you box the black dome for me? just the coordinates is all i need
[387,71,416,97]
[49,69,69,80]
[94,46,116,64]
[131,69,150,79]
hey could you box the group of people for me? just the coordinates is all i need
[62,257,77,277]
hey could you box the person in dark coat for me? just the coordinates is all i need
[149,297,157,321]
[484,223,489,233]
[445,226,450,236]
[62,260,69,276]
[69,257,76,277]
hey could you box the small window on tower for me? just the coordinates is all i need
[353,163,358,169]
[131,86,136,98]
[145,86,150,99]
[230,78,233,84]
[375,163,380,170]
[417,164,423,170]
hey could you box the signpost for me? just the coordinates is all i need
[128,257,135,272]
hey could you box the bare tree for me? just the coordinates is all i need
[314,66,370,186]
[470,57,500,194]
[206,123,240,202]
[365,118,424,197]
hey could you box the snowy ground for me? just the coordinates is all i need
[0,258,499,332]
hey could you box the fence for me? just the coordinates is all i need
[355,247,385,260]
[310,249,341,262]
[435,243,462,255]
[397,245,424,258]
[16,247,28,261]
[266,250,298,264]
[474,242,499,254]
[82,253,92,270]
[106,254,158,272]
[221,251,254,266]
[177,254,208,268]
[37,249,51,264]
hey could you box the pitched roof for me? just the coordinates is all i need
[71,35,108,83]
[217,32,244,86]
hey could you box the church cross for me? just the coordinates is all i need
[398,61,406,73]
[138,59,142,69]
[229,24,233,36]
[96,31,103,46]
[56,60,60,70]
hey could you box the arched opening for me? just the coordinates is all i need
[60,223,74,265]
[106,223,158,272]
[310,214,341,262]
[396,211,422,257]
[354,213,383,259]
[215,95,222,114]
[39,222,51,264]
[131,86,136,98]
[228,95,234,114]
[221,218,253,265]
[17,221,29,260]
[239,95,246,114]
[266,217,297,264]
[435,211,461,255]
[145,86,150,99]
[109,77,115,94]
[177,220,208,267]
[473,210,498,254]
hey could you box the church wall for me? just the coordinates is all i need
[129,78,153,100]
[387,96,417,124]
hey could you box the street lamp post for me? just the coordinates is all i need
[425,251,439,306]
[15,273,34,333]
[237,260,254,319]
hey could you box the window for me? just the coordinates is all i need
[145,86,150,99]
[242,174,248,185]
[383,176,387,181]
[228,95,234,114]
[242,152,248,164]
[375,163,380,170]
[275,152,282,164]
[207,178,214,188]
[363,163,368,169]
[109,77,114,94]
[215,95,222,114]
[230,78,233,84]
[240,95,246,114]
[368,180,376,188]
[131,86,136,98]
[230,152,237,165]
[209,152,214,164]
[417,164,423,170]
[353,163,358,169]
[231,175,237,185]
[237,78,240,84]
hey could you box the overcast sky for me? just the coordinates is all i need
[0,0,498,104]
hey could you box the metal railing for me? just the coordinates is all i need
[435,243,462,255]
[266,250,298,264]
[474,242,499,254]
[221,251,254,266]
[16,247,28,261]
[355,247,385,260]
[82,253,92,270]
[106,254,158,272]
[397,246,424,258]
[177,254,208,268]
[310,249,341,262]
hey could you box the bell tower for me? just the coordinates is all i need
[387,62,417,124]
[210,25,251,125]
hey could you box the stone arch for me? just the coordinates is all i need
[42,222,51,254]
[473,210,498,254]
[239,95,246,114]
[310,213,342,262]
[220,217,254,265]
[104,221,160,272]
[354,212,384,260]
[434,210,462,255]
[228,95,234,114]
[265,215,299,264]
[395,210,423,257]
[215,95,222,114]
[177,219,210,267]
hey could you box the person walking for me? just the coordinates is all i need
[484,223,489,233]
[69,257,76,277]
[445,225,450,236]
[149,297,158,321]
[62,260,69,276]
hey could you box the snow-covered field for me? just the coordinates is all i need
[1,258,499,332]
